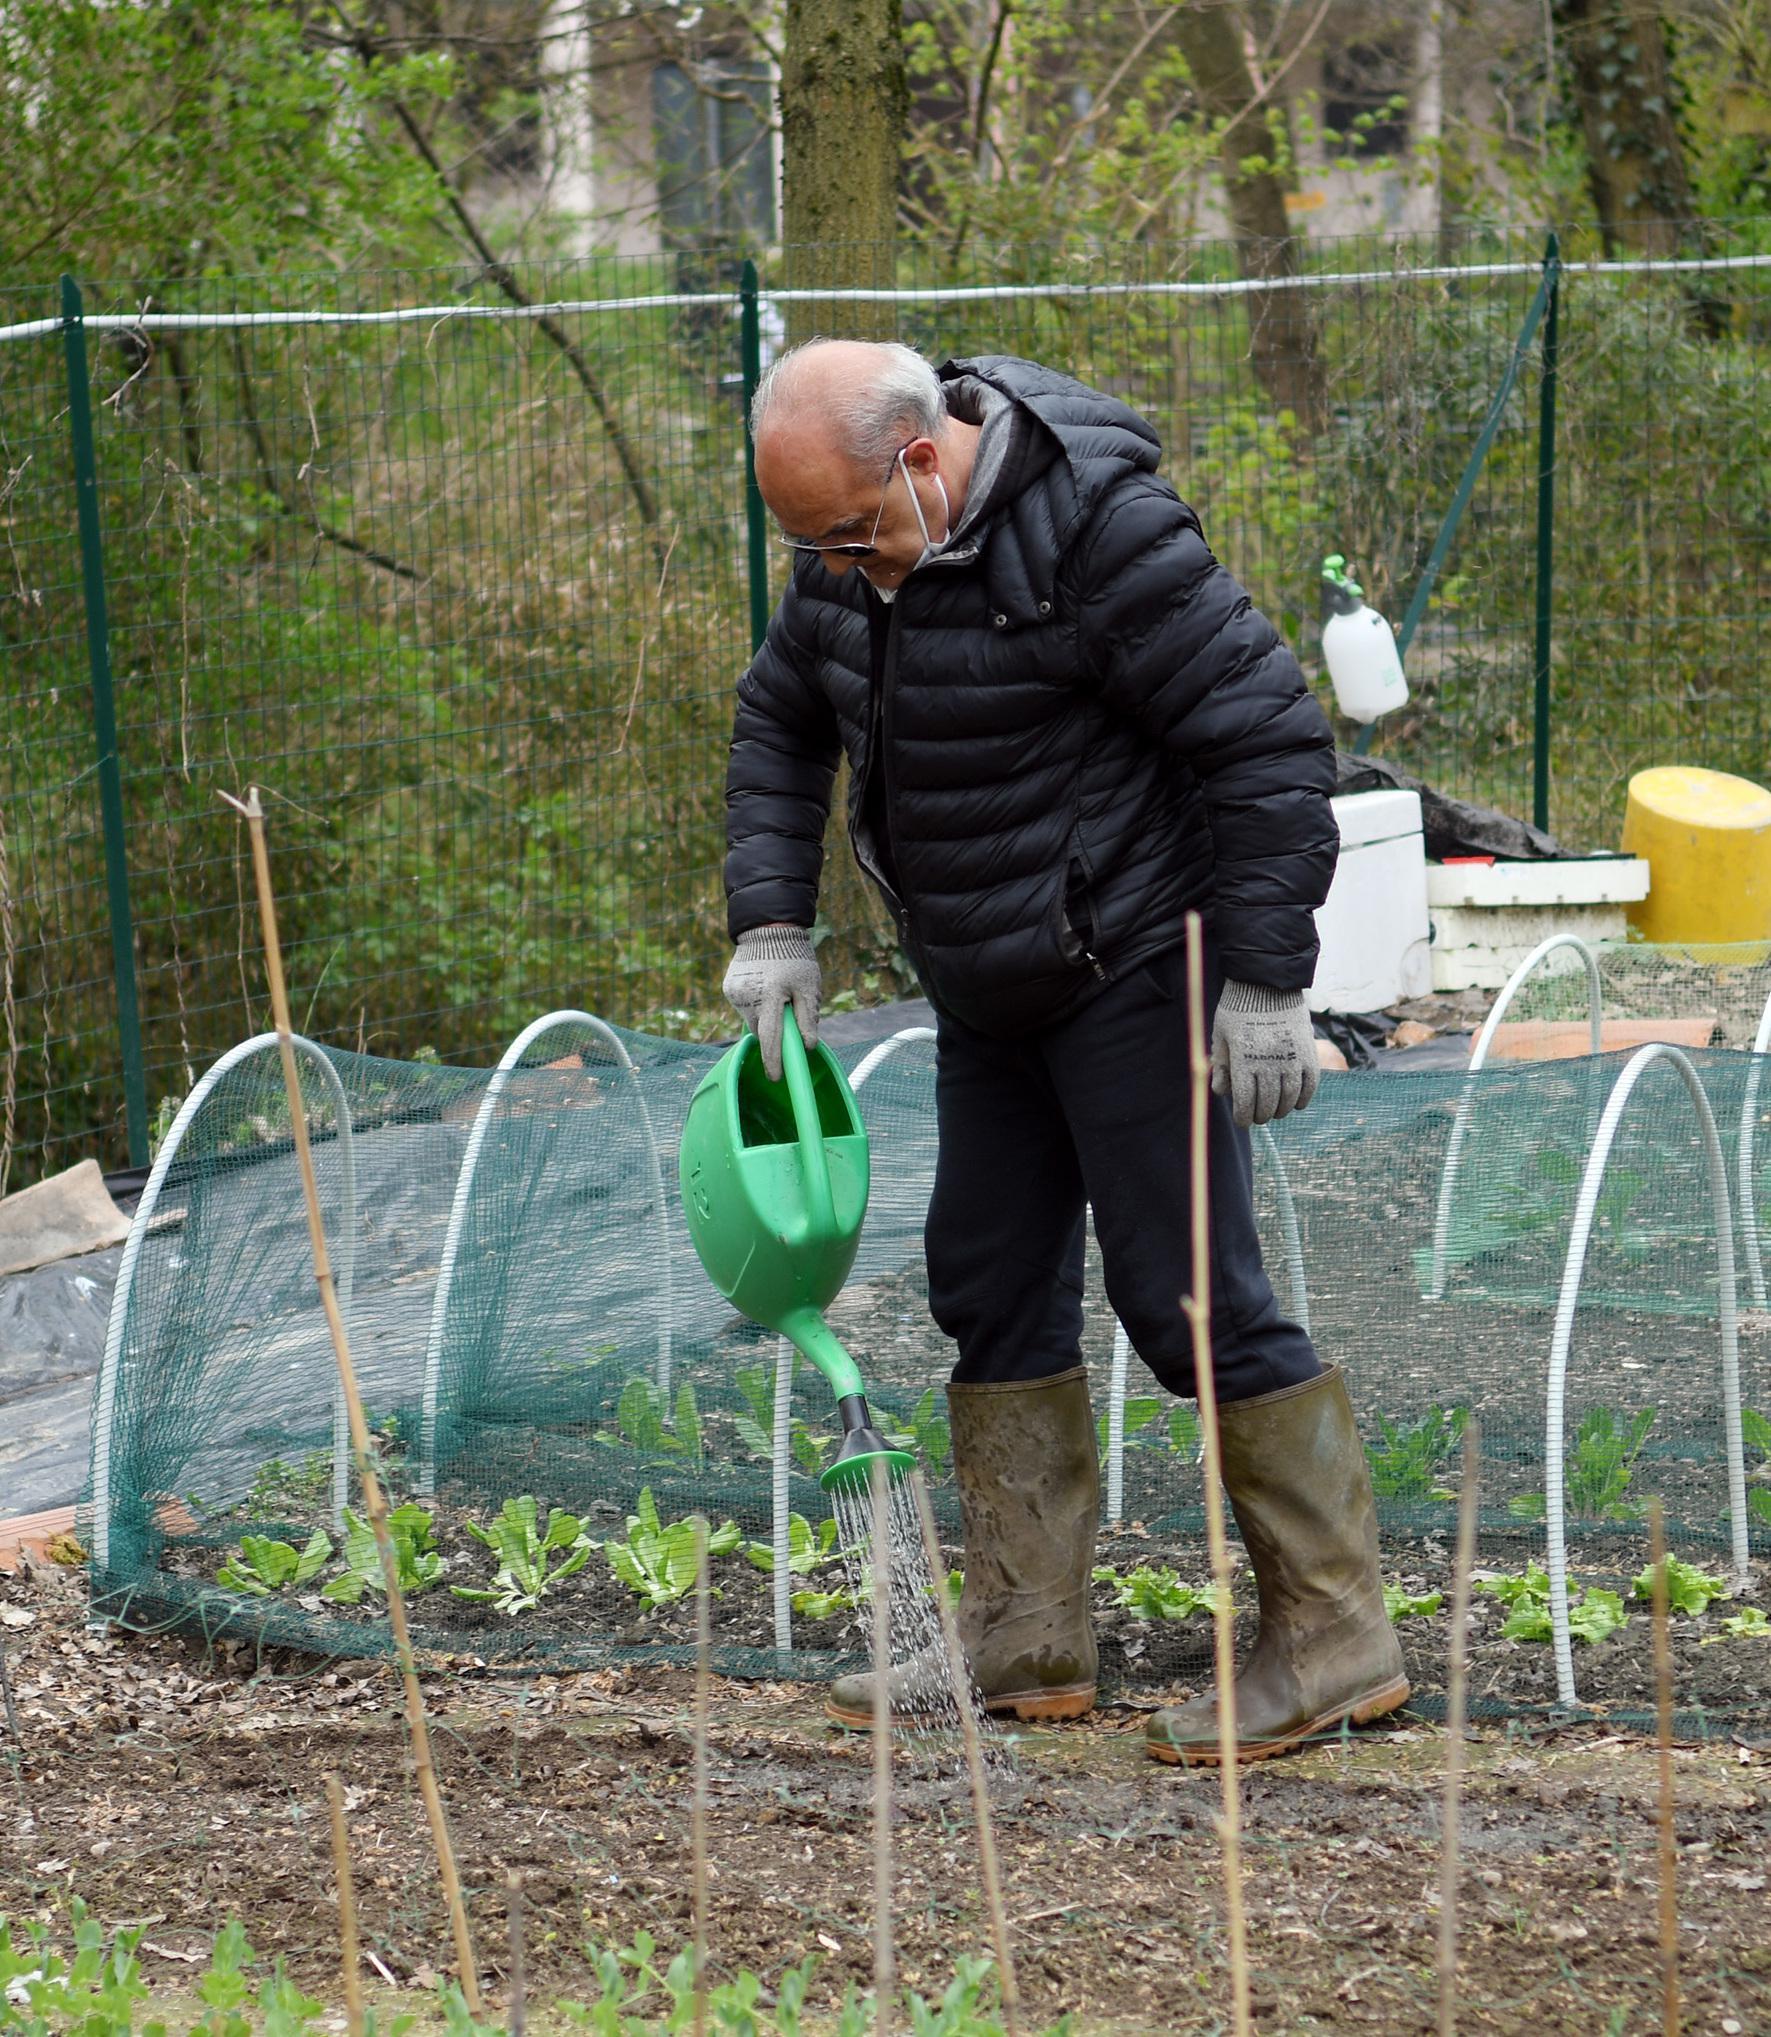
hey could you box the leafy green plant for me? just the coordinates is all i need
[1384,1584,1443,1621]
[1478,1563,1627,1645]
[450,1496,596,1615]
[1705,1604,1770,1641]
[790,1583,864,1620]
[731,1365,776,1460]
[1508,1405,1655,1522]
[598,1377,705,1469]
[1167,1405,1201,1459]
[745,1512,842,1577]
[1744,1411,1771,1529]
[606,1489,742,1609]
[790,1419,835,1480]
[1632,1555,1730,1616]
[0,1900,157,2037]
[1365,1406,1467,1502]
[216,1529,333,1596]
[1096,1396,1161,1469]
[883,1388,952,1479]
[242,1449,332,1515]
[1093,1562,1226,1621]
[320,1504,445,1604]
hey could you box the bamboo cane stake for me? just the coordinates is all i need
[907,1469,1020,2037]
[1436,1418,1481,2037]
[506,1870,527,2037]
[692,1515,712,2037]
[1180,911,1252,2037]
[1648,1499,1679,2036]
[220,787,482,2013]
[870,1456,895,2037]
[325,1773,365,2037]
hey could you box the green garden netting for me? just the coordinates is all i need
[83,945,1771,1723]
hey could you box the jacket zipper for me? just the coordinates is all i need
[851,598,908,931]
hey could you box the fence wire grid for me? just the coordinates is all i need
[2,224,1769,1185]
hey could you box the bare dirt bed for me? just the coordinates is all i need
[5,1557,1770,2035]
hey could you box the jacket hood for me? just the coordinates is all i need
[937,353,1162,542]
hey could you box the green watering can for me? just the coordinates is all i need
[678,1010,913,1493]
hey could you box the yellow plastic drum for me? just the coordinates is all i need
[1622,765,1771,952]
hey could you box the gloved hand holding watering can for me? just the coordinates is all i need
[722,922,821,1082]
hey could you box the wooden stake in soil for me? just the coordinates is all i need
[870,1456,895,2037]
[220,787,482,2014]
[907,1469,1020,2037]
[324,1773,365,2037]
[1436,1418,1481,2037]
[506,1869,527,2037]
[692,1515,712,2037]
[1180,912,1252,2037]
[1648,1498,1679,2037]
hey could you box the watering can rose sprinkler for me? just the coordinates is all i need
[678,1009,914,1495]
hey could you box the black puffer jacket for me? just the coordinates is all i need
[725,355,1337,1037]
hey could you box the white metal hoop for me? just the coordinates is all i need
[1542,1043,1750,1710]
[92,1033,356,1571]
[415,1011,670,1495]
[1428,934,1604,1301]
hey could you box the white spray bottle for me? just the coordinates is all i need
[1320,554,1409,725]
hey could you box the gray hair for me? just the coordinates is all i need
[750,339,948,468]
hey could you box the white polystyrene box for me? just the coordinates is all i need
[1308,789,1432,1013]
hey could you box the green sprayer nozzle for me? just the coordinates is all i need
[819,1394,917,1494]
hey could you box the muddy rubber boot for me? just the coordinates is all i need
[1147,1364,1408,1766]
[827,1365,1099,1730]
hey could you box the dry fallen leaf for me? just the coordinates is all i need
[0,1607,35,1628]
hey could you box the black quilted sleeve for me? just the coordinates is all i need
[1071,479,1338,989]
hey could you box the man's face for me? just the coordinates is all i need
[754,427,950,598]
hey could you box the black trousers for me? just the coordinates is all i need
[924,943,1321,1404]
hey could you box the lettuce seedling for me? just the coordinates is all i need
[1481,1565,1627,1644]
[745,1511,841,1576]
[1384,1583,1443,1621]
[1632,1554,1729,1615]
[606,1487,741,1608]
[1093,1562,1226,1621]
[216,1529,332,1596]
[1706,1604,1770,1641]
[321,1504,445,1603]
[450,1496,596,1615]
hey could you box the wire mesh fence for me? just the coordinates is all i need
[2,225,1768,1186]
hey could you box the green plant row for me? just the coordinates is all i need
[0,1904,1067,2037]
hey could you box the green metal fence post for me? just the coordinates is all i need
[740,260,771,654]
[1532,233,1561,837]
[61,275,148,1169]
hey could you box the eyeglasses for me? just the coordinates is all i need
[773,447,907,558]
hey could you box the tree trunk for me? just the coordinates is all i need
[778,0,907,982]
[1553,0,1695,254]
[779,0,906,344]
[1173,2,1325,434]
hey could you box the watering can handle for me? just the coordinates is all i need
[778,1006,837,1246]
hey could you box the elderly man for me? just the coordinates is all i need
[720,339,1406,1764]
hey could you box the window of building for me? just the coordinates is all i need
[1321,38,1411,158]
[650,59,775,245]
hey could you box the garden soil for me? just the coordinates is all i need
[6,1550,1770,2034]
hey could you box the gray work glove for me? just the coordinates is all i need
[1210,980,1319,1129]
[722,923,821,1082]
